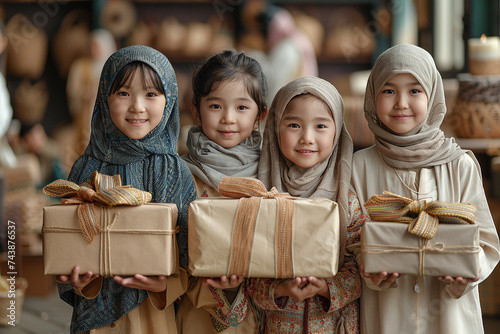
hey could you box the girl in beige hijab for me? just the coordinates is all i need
[351,43,500,334]
[247,76,367,333]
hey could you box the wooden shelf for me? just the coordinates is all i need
[454,138,500,153]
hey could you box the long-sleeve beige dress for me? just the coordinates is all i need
[352,146,500,334]
[70,269,188,334]
[176,175,259,333]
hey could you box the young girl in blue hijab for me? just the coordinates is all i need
[56,45,197,333]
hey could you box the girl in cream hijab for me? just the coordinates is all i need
[248,76,367,333]
[351,43,500,334]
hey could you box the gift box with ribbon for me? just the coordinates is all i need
[361,191,480,277]
[42,171,178,276]
[188,177,341,278]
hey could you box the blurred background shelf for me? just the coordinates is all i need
[1,0,500,332]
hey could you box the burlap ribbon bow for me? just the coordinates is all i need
[43,171,152,244]
[218,177,296,278]
[364,191,476,239]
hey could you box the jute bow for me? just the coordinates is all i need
[364,191,476,239]
[218,177,295,278]
[43,171,152,243]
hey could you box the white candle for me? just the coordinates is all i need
[468,35,500,60]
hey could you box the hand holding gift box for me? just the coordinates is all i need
[42,171,179,277]
[188,177,341,278]
[361,191,480,278]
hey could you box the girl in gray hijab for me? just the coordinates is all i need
[178,50,268,333]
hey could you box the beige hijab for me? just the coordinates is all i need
[364,43,464,168]
[258,76,353,267]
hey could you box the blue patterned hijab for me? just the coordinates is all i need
[62,45,196,333]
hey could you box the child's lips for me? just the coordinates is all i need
[391,114,412,120]
[296,149,317,156]
[127,119,148,126]
[219,130,237,137]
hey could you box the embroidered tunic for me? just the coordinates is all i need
[246,190,365,333]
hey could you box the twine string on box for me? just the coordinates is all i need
[361,240,480,276]
[218,177,296,278]
[42,210,179,277]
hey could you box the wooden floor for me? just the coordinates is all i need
[0,290,499,333]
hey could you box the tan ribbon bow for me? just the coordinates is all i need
[218,177,296,278]
[364,191,476,239]
[43,171,152,243]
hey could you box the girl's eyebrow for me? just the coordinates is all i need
[383,81,422,87]
[205,96,254,103]
[282,115,300,121]
[118,84,158,90]
[283,115,333,123]
[315,116,334,122]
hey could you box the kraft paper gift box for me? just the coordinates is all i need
[43,203,179,276]
[41,171,179,277]
[361,191,480,278]
[361,222,480,277]
[188,177,341,278]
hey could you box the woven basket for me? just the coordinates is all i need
[449,74,500,138]
[0,277,28,326]
[5,14,48,80]
[451,99,500,138]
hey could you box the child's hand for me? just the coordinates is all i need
[56,265,99,290]
[113,275,167,293]
[275,277,328,301]
[438,275,480,297]
[304,276,329,298]
[202,275,243,289]
[438,275,480,284]
[360,264,401,289]
[274,277,305,299]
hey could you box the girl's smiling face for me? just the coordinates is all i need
[193,79,261,148]
[107,68,166,140]
[376,73,428,134]
[278,94,336,168]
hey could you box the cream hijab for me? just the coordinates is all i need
[258,76,353,266]
[364,43,464,168]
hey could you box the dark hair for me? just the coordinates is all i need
[192,50,268,121]
[109,61,164,96]
[0,19,6,75]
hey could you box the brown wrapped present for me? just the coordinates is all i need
[43,203,178,276]
[361,192,480,277]
[188,177,340,278]
[42,171,178,276]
